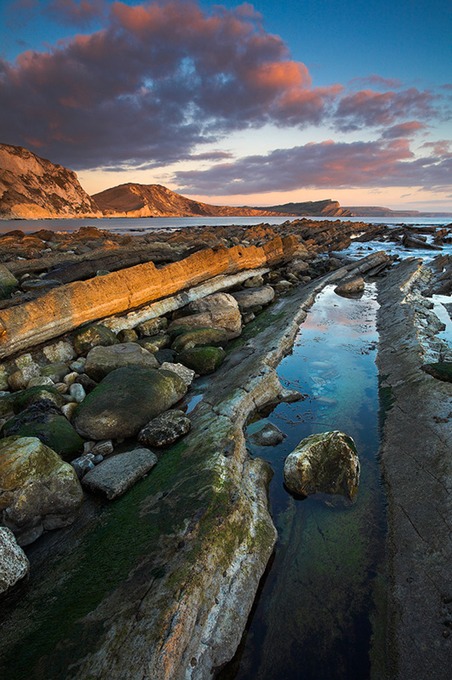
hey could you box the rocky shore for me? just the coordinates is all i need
[0,219,450,678]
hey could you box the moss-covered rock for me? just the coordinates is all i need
[284,430,360,501]
[421,362,452,383]
[138,334,171,353]
[0,436,83,545]
[12,386,65,414]
[73,366,188,440]
[2,405,84,461]
[72,323,118,356]
[84,342,159,381]
[40,362,70,382]
[0,264,18,299]
[178,346,226,375]
[171,327,229,352]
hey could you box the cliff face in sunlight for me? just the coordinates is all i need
[265,199,352,217]
[0,144,101,219]
[92,182,286,218]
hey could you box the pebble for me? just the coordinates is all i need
[64,371,79,386]
[61,402,78,420]
[70,358,86,373]
[69,383,86,403]
[91,440,114,457]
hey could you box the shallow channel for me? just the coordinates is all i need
[219,284,387,680]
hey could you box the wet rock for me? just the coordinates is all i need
[21,279,60,292]
[72,323,119,356]
[91,440,114,457]
[284,430,360,501]
[0,527,29,595]
[249,422,285,446]
[81,448,158,499]
[63,371,79,386]
[70,358,86,373]
[84,342,159,381]
[421,362,452,383]
[231,285,275,311]
[70,453,96,479]
[171,327,229,352]
[0,436,84,545]
[169,292,242,339]
[155,348,177,364]
[73,366,188,440]
[159,362,195,386]
[179,346,226,375]
[2,403,84,461]
[138,410,191,448]
[335,276,365,297]
[286,259,310,278]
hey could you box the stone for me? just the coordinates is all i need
[335,277,365,297]
[64,371,79,386]
[249,422,285,446]
[8,357,40,391]
[138,410,191,448]
[91,440,114,457]
[138,335,170,353]
[69,383,86,403]
[284,431,360,501]
[136,317,168,337]
[2,403,84,461]
[171,327,229,352]
[286,259,310,277]
[169,292,242,339]
[159,362,195,386]
[116,328,138,343]
[81,449,158,500]
[70,453,96,479]
[73,366,188,440]
[243,274,265,288]
[274,280,292,293]
[84,342,159,381]
[70,358,86,373]
[12,386,65,414]
[0,527,29,595]
[72,323,119,356]
[61,402,78,421]
[421,362,452,383]
[26,376,55,389]
[231,285,275,311]
[42,340,75,364]
[0,366,9,391]
[0,436,84,545]
[75,373,98,393]
[155,348,177,364]
[0,264,18,299]
[179,346,226,375]
[40,362,70,382]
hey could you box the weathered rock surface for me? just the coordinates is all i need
[421,361,452,382]
[84,342,159,381]
[0,527,30,595]
[81,449,158,499]
[284,431,360,501]
[73,366,188,440]
[0,265,18,299]
[170,292,243,340]
[138,410,191,448]
[0,436,83,545]
[72,323,119,356]
[159,362,195,386]
[334,276,365,297]
[171,327,229,352]
[249,422,285,446]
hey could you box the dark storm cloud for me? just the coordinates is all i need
[173,138,452,194]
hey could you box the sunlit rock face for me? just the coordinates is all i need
[0,143,101,219]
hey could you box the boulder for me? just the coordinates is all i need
[116,328,138,343]
[73,366,188,440]
[12,386,65,414]
[81,448,158,499]
[84,342,159,381]
[40,362,70,382]
[159,362,195,386]
[335,277,365,297]
[421,362,452,383]
[284,431,360,501]
[231,285,275,312]
[178,346,226,375]
[171,327,229,352]
[136,317,168,337]
[138,410,191,448]
[42,340,75,364]
[249,422,285,446]
[168,292,241,339]
[0,527,30,595]
[2,404,84,461]
[0,436,84,545]
[138,334,170,352]
[0,264,18,299]
[72,323,119,356]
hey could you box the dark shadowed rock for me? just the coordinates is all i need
[421,362,452,382]
[284,430,360,501]
[72,323,119,356]
[84,342,159,381]
[81,448,158,499]
[249,422,285,446]
[138,410,191,448]
[73,366,188,440]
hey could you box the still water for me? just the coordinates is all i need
[220,284,386,680]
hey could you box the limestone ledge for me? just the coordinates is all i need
[0,236,297,359]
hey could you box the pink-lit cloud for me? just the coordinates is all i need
[382,121,426,138]
[0,0,340,169]
[173,138,452,194]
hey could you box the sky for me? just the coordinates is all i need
[0,0,451,211]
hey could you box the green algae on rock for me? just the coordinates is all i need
[421,361,452,382]
[178,345,226,375]
[72,323,118,356]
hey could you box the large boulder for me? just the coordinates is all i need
[12,386,65,414]
[81,449,158,500]
[178,346,226,375]
[0,527,30,595]
[168,292,242,339]
[171,327,229,352]
[0,436,84,545]
[73,367,188,440]
[284,431,360,501]
[138,410,191,448]
[84,342,159,381]
[231,285,275,312]
[2,404,84,461]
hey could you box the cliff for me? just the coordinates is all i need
[0,144,101,219]
[92,182,285,218]
[263,199,351,217]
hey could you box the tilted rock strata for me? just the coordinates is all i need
[0,236,297,358]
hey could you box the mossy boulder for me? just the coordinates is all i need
[0,436,83,545]
[73,366,188,440]
[0,264,18,299]
[84,342,159,381]
[72,323,118,356]
[284,430,360,501]
[171,327,229,352]
[12,386,65,414]
[178,346,226,375]
[421,362,452,383]
[2,405,84,461]
[138,334,171,353]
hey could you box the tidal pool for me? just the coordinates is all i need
[219,284,386,680]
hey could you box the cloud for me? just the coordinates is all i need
[45,0,107,26]
[0,0,339,170]
[335,88,436,131]
[173,138,452,194]
[382,121,426,138]
[349,74,402,90]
